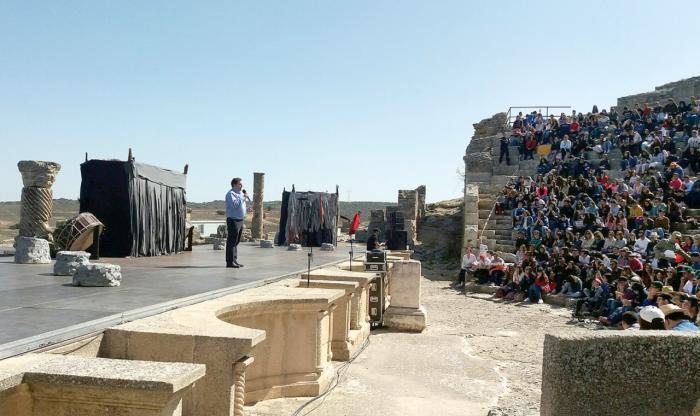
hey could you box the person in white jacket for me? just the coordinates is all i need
[456,246,478,288]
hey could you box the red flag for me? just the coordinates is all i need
[349,212,361,235]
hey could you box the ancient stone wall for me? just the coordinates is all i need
[616,76,700,110]
[398,189,418,244]
[463,113,507,194]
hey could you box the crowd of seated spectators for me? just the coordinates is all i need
[460,99,700,332]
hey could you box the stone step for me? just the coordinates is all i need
[480,229,496,238]
[479,220,513,231]
[479,221,512,229]
[478,209,493,217]
[686,209,700,218]
[495,244,515,252]
[478,200,494,210]
[496,239,514,246]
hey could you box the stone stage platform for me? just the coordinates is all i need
[0,243,353,359]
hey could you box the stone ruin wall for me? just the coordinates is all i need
[616,76,700,110]
[461,113,508,254]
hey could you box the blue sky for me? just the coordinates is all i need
[2,1,699,203]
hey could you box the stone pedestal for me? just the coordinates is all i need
[14,236,51,264]
[73,264,122,287]
[251,172,265,240]
[384,260,427,332]
[384,305,428,332]
[54,251,91,276]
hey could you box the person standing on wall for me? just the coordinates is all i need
[226,177,247,268]
[499,135,511,165]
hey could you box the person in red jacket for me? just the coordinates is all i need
[525,136,538,160]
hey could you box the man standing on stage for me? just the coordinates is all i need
[225,177,247,268]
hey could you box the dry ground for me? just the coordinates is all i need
[247,266,591,416]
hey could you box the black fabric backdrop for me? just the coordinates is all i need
[80,160,186,257]
[276,190,337,247]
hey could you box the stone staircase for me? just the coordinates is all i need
[477,190,516,253]
[478,147,628,254]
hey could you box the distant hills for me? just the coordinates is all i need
[0,198,395,241]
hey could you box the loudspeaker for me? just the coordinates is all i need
[387,230,408,250]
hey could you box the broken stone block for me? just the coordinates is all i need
[73,263,121,287]
[213,238,226,250]
[54,251,91,276]
[320,243,334,251]
[260,240,274,248]
[14,236,51,264]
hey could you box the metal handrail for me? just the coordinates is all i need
[505,106,572,128]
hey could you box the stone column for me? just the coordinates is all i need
[415,185,426,220]
[17,161,61,241]
[233,356,254,416]
[462,184,480,257]
[251,172,265,240]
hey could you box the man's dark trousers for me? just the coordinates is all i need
[226,218,244,266]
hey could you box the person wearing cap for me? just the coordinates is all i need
[574,274,609,317]
[638,306,666,330]
[628,252,643,272]
[661,304,700,332]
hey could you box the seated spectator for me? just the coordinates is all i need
[682,296,699,322]
[661,304,700,332]
[639,306,666,330]
[621,311,640,330]
[561,274,584,298]
[456,246,478,288]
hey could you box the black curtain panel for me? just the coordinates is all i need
[80,160,187,257]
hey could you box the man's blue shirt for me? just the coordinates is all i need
[226,189,246,220]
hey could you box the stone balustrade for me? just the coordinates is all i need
[296,279,360,361]
[304,269,375,348]
[102,285,344,412]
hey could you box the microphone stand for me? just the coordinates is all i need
[349,238,354,270]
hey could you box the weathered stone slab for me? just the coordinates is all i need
[14,237,50,264]
[212,238,226,250]
[383,305,427,332]
[542,332,700,416]
[0,353,204,416]
[73,264,122,287]
[53,251,91,276]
